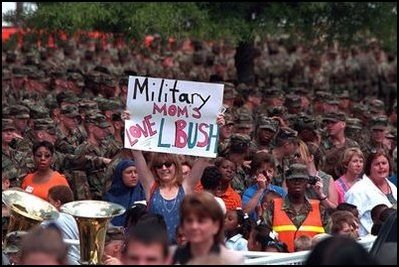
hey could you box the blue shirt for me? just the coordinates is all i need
[148,186,185,244]
[242,184,286,222]
[225,234,248,251]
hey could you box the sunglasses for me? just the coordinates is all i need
[154,162,173,169]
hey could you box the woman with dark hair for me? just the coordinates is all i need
[306,236,377,265]
[345,149,397,236]
[21,141,70,200]
[104,159,146,227]
[172,192,243,264]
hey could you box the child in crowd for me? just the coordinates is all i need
[370,204,388,235]
[294,235,312,252]
[330,210,359,239]
[224,208,251,251]
[336,202,360,218]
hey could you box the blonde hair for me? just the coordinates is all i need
[341,147,364,171]
[150,153,183,186]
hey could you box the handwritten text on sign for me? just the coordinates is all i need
[124,76,224,158]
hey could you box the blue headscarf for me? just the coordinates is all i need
[104,159,146,226]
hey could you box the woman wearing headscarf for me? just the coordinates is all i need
[104,159,146,227]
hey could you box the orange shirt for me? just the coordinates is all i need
[21,171,70,201]
[195,182,242,210]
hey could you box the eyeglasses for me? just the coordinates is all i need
[154,162,173,169]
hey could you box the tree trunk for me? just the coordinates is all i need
[234,41,257,85]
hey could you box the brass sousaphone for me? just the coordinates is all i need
[60,200,125,265]
[2,189,59,235]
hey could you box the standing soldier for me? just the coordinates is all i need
[321,111,359,179]
[254,116,279,153]
[56,105,85,154]
[75,113,111,200]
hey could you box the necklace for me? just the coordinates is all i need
[162,195,178,214]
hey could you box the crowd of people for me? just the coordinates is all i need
[1,33,397,265]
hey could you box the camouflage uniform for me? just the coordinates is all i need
[74,114,111,200]
[254,115,279,152]
[270,127,299,187]
[321,112,359,179]
[56,105,85,154]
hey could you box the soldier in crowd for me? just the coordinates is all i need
[321,111,359,179]
[271,127,299,187]
[254,116,279,152]
[75,113,112,199]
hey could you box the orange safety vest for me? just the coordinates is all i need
[272,198,325,252]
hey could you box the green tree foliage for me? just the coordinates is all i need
[3,2,397,51]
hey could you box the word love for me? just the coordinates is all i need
[125,115,218,152]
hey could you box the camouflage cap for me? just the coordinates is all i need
[50,70,68,80]
[9,105,30,119]
[85,113,110,128]
[5,51,17,63]
[98,99,122,111]
[3,231,28,254]
[369,99,385,113]
[313,91,331,102]
[2,69,12,80]
[60,105,80,118]
[323,111,346,123]
[2,119,16,131]
[346,117,363,130]
[370,116,388,130]
[257,116,278,132]
[293,87,309,96]
[224,112,235,125]
[67,72,85,86]
[264,87,284,99]
[29,105,50,119]
[223,82,237,99]
[339,90,350,99]
[326,95,340,105]
[11,66,29,77]
[235,113,253,128]
[273,127,298,147]
[57,91,80,105]
[267,106,287,117]
[385,127,396,139]
[284,94,301,108]
[78,100,99,113]
[105,226,125,244]
[33,118,56,134]
[102,75,117,87]
[119,77,129,87]
[285,163,309,180]
[228,133,251,152]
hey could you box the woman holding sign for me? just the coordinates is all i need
[125,111,225,244]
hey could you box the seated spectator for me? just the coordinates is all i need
[102,226,125,264]
[3,231,27,265]
[242,152,286,222]
[198,165,242,211]
[336,202,360,219]
[43,185,80,265]
[104,159,146,227]
[294,235,312,252]
[330,210,359,239]
[224,208,251,251]
[247,221,272,251]
[20,225,69,265]
[21,141,70,200]
[306,236,377,265]
[123,201,148,232]
[122,218,169,265]
[370,204,388,235]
